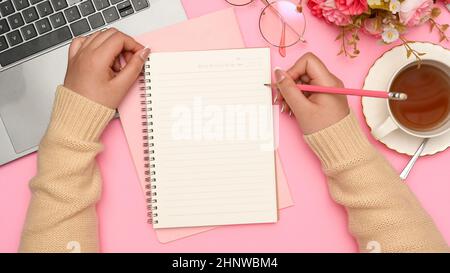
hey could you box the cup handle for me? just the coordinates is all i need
[372,117,399,140]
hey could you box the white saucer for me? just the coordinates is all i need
[362,42,450,156]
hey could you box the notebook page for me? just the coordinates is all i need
[145,48,277,228]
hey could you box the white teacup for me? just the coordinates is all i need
[372,60,450,140]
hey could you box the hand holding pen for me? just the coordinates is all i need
[271,53,407,135]
[272,53,351,135]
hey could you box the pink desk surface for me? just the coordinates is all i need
[0,0,449,252]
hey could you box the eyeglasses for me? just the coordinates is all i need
[225,0,306,57]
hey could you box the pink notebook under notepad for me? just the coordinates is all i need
[118,8,293,243]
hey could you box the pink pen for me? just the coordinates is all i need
[264,83,408,101]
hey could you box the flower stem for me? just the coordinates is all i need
[429,18,449,42]
[399,36,425,67]
[341,28,349,57]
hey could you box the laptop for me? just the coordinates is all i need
[0,0,187,165]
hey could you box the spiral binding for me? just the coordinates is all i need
[140,58,158,225]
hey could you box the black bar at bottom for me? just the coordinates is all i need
[0,26,72,67]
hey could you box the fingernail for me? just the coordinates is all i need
[289,110,293,117]
[280,103,285,113]
[119,55,126,69]
[274,67,285,83]
[273,93,278,104]
[139,46,151,61]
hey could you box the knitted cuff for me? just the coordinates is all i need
[304,112,373,170]
[47,85,116,142]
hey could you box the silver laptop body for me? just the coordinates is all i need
[0,0,187,165]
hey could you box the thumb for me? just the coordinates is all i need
[112,47,151,93]
[274,68,311,113]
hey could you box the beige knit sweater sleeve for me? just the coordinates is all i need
[19,86,115,253]
[19,86,448,252]
[305,112,449,253]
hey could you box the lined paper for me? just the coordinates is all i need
[145,48,277,228]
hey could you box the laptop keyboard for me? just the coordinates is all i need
[0,0,149,67]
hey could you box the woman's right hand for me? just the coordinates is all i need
[274,52,350,135]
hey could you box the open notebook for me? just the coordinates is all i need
[141,48,277,229]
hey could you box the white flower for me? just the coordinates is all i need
[368,0,382,6]
[389,0,401,14]
[381,26,399,43]
[323,0,336,9]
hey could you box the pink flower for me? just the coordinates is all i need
[399,0,433,26]
[321,0,353,26]
[307,0,325,18]
[335,0,368,16]
[362,18,383,37]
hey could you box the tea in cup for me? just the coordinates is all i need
[372,60,450,140]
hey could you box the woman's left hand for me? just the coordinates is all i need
[64,28,150,109]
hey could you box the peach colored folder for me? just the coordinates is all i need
[118,8,293,243]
